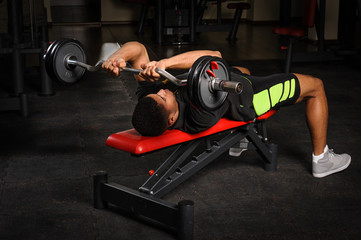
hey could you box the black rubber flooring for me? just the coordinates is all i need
[1,25,361,240]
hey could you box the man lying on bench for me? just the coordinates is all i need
[102,41,351,178]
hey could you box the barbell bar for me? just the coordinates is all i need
[66,56,241,95]
[67,58,188,87]
[43,39,243,111]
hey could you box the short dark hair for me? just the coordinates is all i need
[132,96,169,136]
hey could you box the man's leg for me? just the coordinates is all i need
[294,74,328,155]
[229,72,323,157]
[294,74,351,178]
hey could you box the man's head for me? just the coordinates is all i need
[132,89,179,136]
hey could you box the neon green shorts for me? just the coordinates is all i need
[246,73,300,116]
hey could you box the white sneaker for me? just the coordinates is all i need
[229,138,249,157]
[312,149,351,178]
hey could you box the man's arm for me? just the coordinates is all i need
[102,41,150,77]
[140,50,222,81]
[102,40,222,81]
[158,50,222,70]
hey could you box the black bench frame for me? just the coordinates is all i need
[93,120,277,240]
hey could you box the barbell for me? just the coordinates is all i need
[43,38,243,111]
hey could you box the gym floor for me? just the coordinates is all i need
[1,22,361,240]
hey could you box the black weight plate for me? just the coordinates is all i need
[188,56,230,111]
[197,57,229,111]
[187,56,213,109]
[45,39,73,82]
[44,39,61,81]
[52,39,86,84]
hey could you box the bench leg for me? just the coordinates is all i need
[227,8,243,41]
[264,143,278,172]
[284,38,294,73]
[178,200,194,240]
[93,171,108,209]
[247,127,278,172]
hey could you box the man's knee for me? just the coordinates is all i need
[317,77,325,89]
[296,74,325,99]
[312,77,326,96]
[242,67,251,75]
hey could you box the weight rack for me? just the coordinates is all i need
[0,0,53,116]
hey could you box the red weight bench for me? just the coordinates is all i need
[93,110,278,240]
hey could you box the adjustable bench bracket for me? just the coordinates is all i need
[93,121,277,240]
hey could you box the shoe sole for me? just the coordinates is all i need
[229,148,247,157]
[313,156,351,178]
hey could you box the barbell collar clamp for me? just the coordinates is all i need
[210,78,243,94]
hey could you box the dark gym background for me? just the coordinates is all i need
[1,0,361,239]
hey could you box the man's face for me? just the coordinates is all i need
[148,89,178,115]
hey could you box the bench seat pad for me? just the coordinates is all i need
[106,110,276,155]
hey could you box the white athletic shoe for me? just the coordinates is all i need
[229,138,249,157]
[312,149,351,178]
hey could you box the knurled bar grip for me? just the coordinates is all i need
[66,58,241,94]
